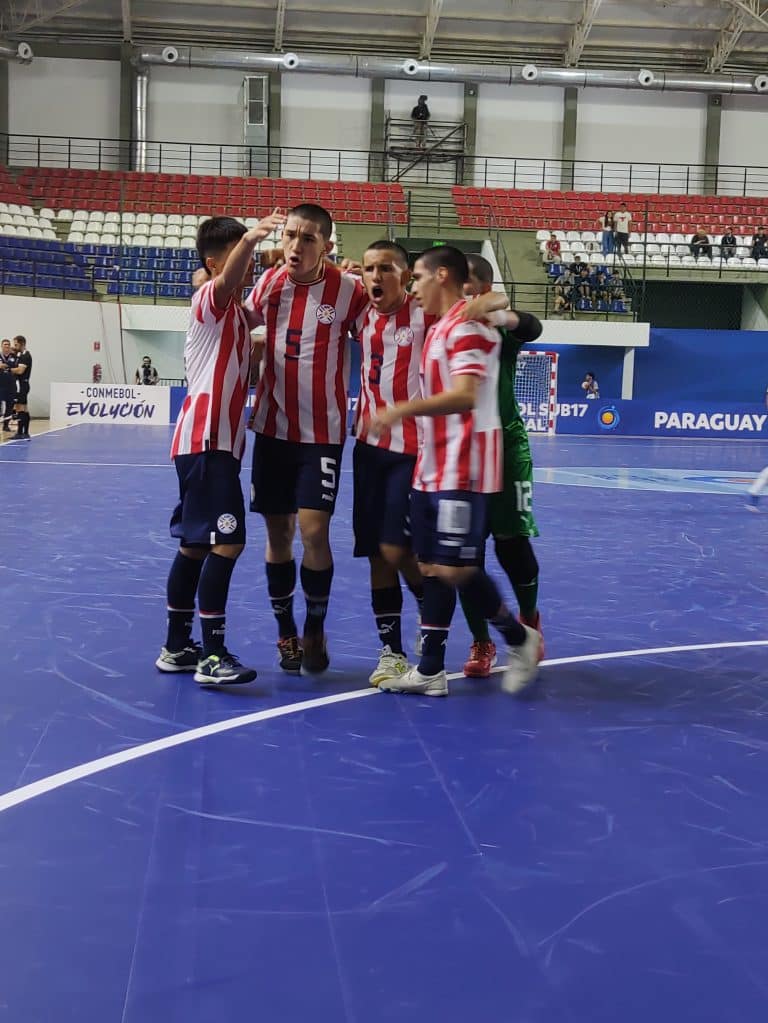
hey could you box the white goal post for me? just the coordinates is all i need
[515,350,558,435]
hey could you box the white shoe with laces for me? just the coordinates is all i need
[368,645,409,688]
[501,625,543,695]
[378,665,448,697]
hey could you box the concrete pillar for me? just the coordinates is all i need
[462,81,478,186]
[368,78,386,182]
[561,86,578,191]
[268,72,281,177]
[117,42,134,170]
[703,93,722,195]
[0,61,8,147]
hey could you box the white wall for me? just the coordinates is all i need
[8,58,121,168]
[475,84,564,188]
[147,66,247,175]
[575,89,708,193]
[720,95,768,196]
[281,73,371,180]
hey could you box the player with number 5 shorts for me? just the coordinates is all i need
[458,254,545,679]
[245,203,368,675]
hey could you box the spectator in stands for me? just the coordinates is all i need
[582,372,600,399]
[720,226,738,260]
[135,355,159,386]
[577,266,592,301]
[751,227,768,261]
[613,202,631,255]
[689,228,712,260]
[598,211,615,256]
[545,233,561,264]
[552,281,573,314]
[410,94,430,148]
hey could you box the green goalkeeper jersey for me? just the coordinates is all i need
[497,327,528,443]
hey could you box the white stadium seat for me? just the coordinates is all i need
[56,209,74,221]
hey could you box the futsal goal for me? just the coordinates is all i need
[515,350,558,435]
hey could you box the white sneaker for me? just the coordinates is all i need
[501,625,542,695]
[378,665,448,697]
[369,645,409,688]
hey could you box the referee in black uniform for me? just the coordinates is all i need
[11,335,31,440]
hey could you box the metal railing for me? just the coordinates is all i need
[509,279,636,322]
[6,131,768,196]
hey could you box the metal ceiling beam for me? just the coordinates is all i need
[0,0,89,33]
[564,0,603,67]
[121,0,132,42]
[706,7,748,71]
[419,0,443,60]
[720,0,768,33]
[274,0,286,51]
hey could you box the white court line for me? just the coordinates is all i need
[0,639,766,818]
[0,459,169,468]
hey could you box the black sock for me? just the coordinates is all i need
[301,564,333,637]
[165,550,204,650]
[21,412,30,436]
[418,576,456,675]
[198,552,237,655]
[266,560,298,638]
[457,570,526,647]
[372,585,403,653]
[495,537,539,621]
[405,577,425,617]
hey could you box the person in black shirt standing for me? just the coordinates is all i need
[11,335,31,440]
[410,94,430,148]
[0,338,17,433]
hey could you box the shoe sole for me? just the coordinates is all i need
[463,654,498,678]
[193,670,257,686]
[155,659,197,673]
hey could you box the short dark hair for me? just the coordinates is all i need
[466,253,494,285]
[142,354,151,361]
[196,216,247,271]
[416,245,468,285]
[288,203,333,240]
[364,239,410,267]
[13,335,26,346]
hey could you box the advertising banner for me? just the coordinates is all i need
[50,383,171,427]
[555,399,768,438]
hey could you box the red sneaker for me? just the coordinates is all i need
[519,611,545,661]
[463,640,497,678]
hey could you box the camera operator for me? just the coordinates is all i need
[135,355,159,386]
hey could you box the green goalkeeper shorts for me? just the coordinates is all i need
[488,431,539,540]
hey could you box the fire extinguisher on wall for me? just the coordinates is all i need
[92,363,102,383]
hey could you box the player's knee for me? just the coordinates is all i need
[380,542,408,568]
[433,564,476,588]
[298,514,330,554]
[179,545,207,561]
[265,514,295,558]
[212,542,244,560]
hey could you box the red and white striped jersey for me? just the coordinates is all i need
[170,279,251,460]
[245,263,367,445]
[413,300,502,494]
[354,294,435,457]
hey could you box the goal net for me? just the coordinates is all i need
[515,350,558,435]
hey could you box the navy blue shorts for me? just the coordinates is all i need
[170,450,246,547]
[250,433,343,516]
[410,489,489,567]
[352,441,416,558]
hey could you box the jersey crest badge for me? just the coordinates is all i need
[217,513,238,534]
[394,326,414,347]
[316,304,336,324]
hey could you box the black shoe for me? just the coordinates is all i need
[194,650,257,686]
[277,635,303,673]
[302,632,329,674]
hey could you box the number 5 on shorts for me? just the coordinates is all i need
[320,456,337,501]
[514,481,533,514]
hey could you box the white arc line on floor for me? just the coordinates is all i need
[0,639,766,817]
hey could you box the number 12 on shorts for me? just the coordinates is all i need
[514,481,533,514]
[321,456,337,502]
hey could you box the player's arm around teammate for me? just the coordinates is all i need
[157,210,285,687]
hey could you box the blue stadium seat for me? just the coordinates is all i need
[158,284,175,299]
[5,273,33,288]
[611,299,626,313]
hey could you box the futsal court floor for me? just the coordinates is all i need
[1,423,767,1023]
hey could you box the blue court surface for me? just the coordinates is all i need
[1,424,767,1023]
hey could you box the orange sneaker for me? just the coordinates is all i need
[463,640,497,678]
[519,612,545,661]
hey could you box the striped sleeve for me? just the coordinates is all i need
[195,279,230,325]
[447,320,499,378]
